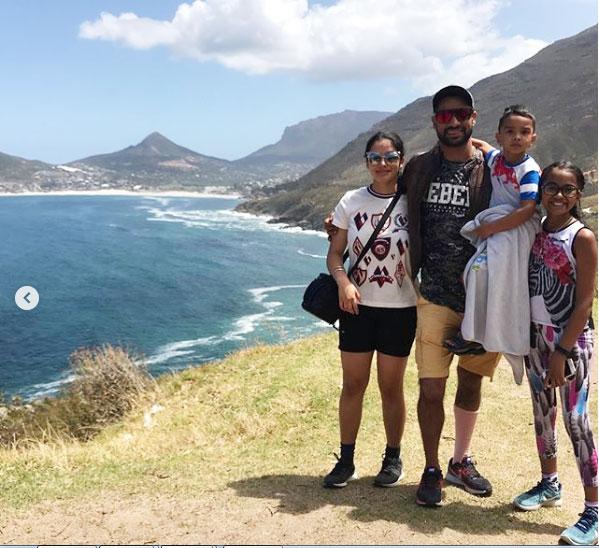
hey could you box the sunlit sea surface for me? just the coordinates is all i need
[0,195,329,399]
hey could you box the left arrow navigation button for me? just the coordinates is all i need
[15,286,39,311]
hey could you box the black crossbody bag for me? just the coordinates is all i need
[301,190,402,327]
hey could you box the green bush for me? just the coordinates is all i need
[0,345,155,447]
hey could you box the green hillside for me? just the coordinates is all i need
[0,152,50,182]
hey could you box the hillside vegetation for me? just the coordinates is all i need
[0,333,596,544]
[239,26,598,229]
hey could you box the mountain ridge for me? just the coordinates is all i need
[0,110,392,193]
[238,25,598,229]
[236,110,391,164]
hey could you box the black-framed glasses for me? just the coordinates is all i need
[434,107,474,123]
[365,151,402,164]
[542,182,580,198]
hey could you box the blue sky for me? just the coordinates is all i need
[1,0,596,164]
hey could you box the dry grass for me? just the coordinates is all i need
[0,345,155,446]
[0,333,596,544]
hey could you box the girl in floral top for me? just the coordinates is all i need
[513,161,598,546]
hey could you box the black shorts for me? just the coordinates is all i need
[338,304,417,357]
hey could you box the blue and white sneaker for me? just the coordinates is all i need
[560,506,598,546]
[513,478,562,510]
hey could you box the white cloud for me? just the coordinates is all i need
[414,35,547,91]
[80,12,177,49]
[79,0,547,91]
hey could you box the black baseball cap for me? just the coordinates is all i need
[432,85,474,112]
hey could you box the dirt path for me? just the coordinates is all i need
[1,352,594,545]
[0,476,580,545]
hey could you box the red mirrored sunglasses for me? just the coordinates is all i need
[434,108,474,124]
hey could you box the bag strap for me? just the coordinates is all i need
[346,189,401,277]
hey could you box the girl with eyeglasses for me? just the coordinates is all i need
[323,131,417,489]
[513,161,597,546]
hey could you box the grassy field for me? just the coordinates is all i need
[0,332,596,544]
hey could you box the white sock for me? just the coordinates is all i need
[584,500,598,509]
[542,472,559,483]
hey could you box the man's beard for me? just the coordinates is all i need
[436,126,473,147]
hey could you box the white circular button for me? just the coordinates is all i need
[15,286,39,310]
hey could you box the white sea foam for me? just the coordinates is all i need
[27,373,77,400]
[219,285,307,339]
[297,249,326,259]
[145,347,196,366]
[248,284,304,303]
[211,287,299,340]
[140,205,327,237]
[228,312,268,338]
[143,196,172,207]
[146,284,308,365]
[264,315,295,322]
[146,335,224,365]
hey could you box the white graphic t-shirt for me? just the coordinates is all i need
[332,185,417,308]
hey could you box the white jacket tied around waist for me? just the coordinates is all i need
[460,204,540,384]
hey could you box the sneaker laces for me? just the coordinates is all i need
[461,456,481,478]
[331,452,352,472]
[422,468,441,487]
[380,453,399,472]
[574,506,598,533]
[525,477,558,496]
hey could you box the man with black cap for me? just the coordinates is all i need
[404,85,500,506]
[324,85,500,505]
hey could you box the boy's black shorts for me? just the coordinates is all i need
[338,304,417,357]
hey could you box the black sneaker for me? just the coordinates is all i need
[416,467,443,506]
[444,332,486,355]
[374,454,404,487]
[446,456,492,496]
[323,454,357,488]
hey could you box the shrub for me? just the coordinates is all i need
[0,345,155,447]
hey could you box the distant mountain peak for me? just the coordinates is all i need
[237,109,392,165]
[69,131,224,173]
[119,132,199,159]
[137,132,180,153]
[140,132,170,146]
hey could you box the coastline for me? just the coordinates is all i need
[0,188,326,235]
[1,196,328,399]
[0,189,242,199]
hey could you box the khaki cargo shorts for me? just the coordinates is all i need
[415,296,500,379]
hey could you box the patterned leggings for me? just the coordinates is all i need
[524,323,598,488]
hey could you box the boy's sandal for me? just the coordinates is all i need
[453,342,486,356]
[444,333,467,350]
[444,333,486,355]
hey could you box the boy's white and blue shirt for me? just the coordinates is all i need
[485,148,541,208]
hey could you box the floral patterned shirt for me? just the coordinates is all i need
[529,219,584,328]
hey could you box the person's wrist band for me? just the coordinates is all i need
[555,344,575,359]
[332,266,345,273]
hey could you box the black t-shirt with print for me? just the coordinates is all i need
[420,158,476,313]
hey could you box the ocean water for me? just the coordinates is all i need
[0,195,330,399]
